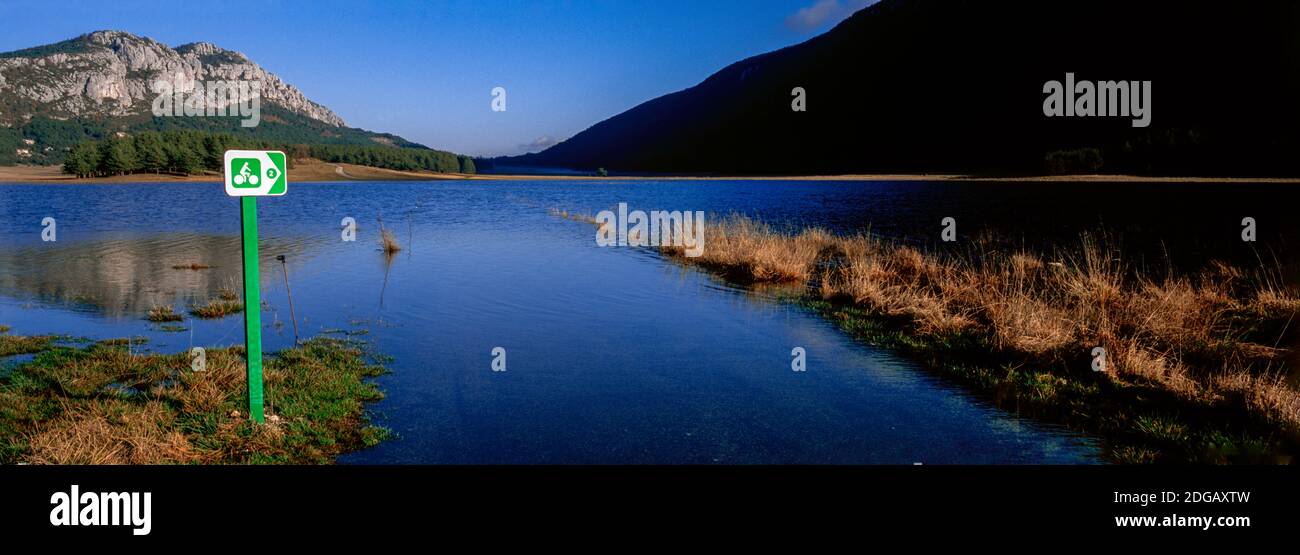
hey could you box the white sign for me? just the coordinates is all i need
[224,150,287,197]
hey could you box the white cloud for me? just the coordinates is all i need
[784,0,879,33]
[519,135,561,153]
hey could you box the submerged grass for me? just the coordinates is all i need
[146,305,183,322]
[0,333,54,357]
[0,335,390,464]
[189,298,244,319]
[376,213,402,254]
[548,208,601,226]
[649,215,1300,463]
[380,229,402,253]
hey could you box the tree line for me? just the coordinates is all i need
[62,130,474,177]
[306,143,474,174]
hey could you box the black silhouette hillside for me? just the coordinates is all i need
[490,0,1300,177]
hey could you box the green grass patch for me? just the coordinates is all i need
[0,334,390,464]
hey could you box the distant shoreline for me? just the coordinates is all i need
[2,162,1298,184]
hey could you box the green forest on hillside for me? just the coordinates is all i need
[0,100,478,170]
[58,129,474,178]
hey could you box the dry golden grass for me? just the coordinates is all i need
[660,215,1300,432]
[985,292,1073,355]
[1212,371,1300,428]
[157,347,249,415]
[1253,286,1300,318]
[25,399,196,465]
[672,216,830,283]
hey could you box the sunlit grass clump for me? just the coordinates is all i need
[0,336,390,464]
[189,298,244,319]
[146,305,183,322]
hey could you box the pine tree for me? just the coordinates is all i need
[99,137,137,175]
[167,143,204,175]
[134,132,168,173]
[63,141,99,178]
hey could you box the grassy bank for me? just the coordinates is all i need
[0,334,390,464]
[644,215,1300,463]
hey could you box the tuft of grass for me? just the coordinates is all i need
[189,298,244,319]
[374,213,403,254]
[0,334,390,464]
[146,305,183,322]
[649,214,1300,463]
[380,228,402,254]
[657,215,829,283]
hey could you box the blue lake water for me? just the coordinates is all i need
[4,179,1291,463]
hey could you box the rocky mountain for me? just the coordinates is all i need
[0,30,341,127]
[490,0,1300,177]
[0,30,429,165]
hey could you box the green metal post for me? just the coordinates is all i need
[240,196,264,423]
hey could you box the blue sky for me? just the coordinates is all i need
[0,0,874,156]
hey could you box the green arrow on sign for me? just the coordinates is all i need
[224,150,287,424]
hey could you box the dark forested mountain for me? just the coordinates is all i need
[491,0,1300,176]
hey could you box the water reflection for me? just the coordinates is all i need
[0,233,320,319]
